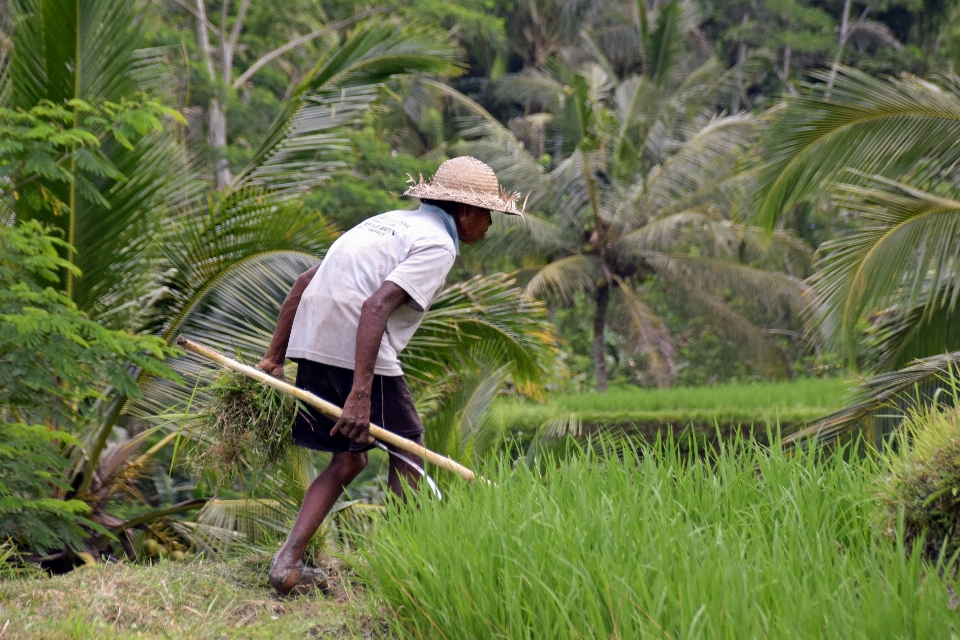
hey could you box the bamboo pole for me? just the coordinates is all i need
[175,336,477,483]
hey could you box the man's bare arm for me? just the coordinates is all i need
[331,281,411,445]
[259,263,321,379]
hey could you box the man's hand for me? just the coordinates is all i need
[331,389,374,446]
[259,357,285,381]
[332,281,411,448]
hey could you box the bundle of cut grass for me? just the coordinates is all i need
[877,405,960,562]
[193,368,299,480]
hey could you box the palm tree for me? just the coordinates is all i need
[454,20,807,390]
[756,67,960,371]
[4,0,511,561]
[5,0,192,322]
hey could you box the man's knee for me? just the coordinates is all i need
[332,450,368,477]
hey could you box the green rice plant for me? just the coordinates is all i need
[494,378,846,427]
[358,437,959,639]
[548,378,847,414]
[491,378,849,458]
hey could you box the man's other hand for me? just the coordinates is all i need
[331,389,374,446]
[259,357,285,381]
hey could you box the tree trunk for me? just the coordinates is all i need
[208,98,231,189]
[195,0,232,189]
[730,13,748,115]
[592,283,610,392]
[778,44,796,95]
[826,0,852,90]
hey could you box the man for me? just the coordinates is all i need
[258,157,523,595]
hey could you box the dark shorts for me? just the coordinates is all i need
[291,358,424,453]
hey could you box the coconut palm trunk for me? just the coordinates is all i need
[592,281,610,392]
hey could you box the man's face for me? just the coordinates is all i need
[453,203,493,244]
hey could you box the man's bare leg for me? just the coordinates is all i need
[269,450,367,594]
[387,435,423,500]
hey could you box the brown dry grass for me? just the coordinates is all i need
[0,555,386,639]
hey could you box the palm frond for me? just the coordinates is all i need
[807,177,960,361]
[236,20,462,191]
[652,258,793,378]
[846,19,901,51]
[524,254,603,305]
[158,187,338,342]
[653,253,808,319]
[132,252,318,420]
[189,498,291,556]
[493,67,565,107]
[472,211,579,264]
[636,113,759,218]
[420,356,511,464]
[785,351,960,446]
[616,209,720,253]
[866,295,960,372]
[525,413,585,467]
[404,273,559,398]
[756,66,960,229]
[428,81,552,198]
[612,276,675,387]
[8,0,190,318]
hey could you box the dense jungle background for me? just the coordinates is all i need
[7,0,960,637]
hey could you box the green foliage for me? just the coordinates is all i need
[235,18,462,191]
[0,98,180,217]
[757,68,960,370]
[306,125,442,230]
[361,439,958,639]
[0,221,177,555]
[792,353,960,445]
[5,0,191,315]
[385,0,506,51]
[463,24,809,388]
[404,273,559,396]
[0,221,176,429]
[0,423,96,555]
[877,405,960,563]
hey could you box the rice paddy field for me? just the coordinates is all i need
[361,438,960,639]
[493,378,850,447]
[5,379,957,639]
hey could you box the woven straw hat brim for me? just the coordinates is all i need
[403,182,524,216]
[403,156,526,216]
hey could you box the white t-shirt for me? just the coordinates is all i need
[286,205,457,376]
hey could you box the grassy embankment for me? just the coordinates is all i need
[363,437,960,639]
[493,377,848,449]
[0,557,377,639]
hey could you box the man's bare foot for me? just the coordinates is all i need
[269,553,329,596]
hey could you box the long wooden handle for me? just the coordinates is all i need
[176,336,476,483]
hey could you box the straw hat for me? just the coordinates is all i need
[403,156,525,216]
